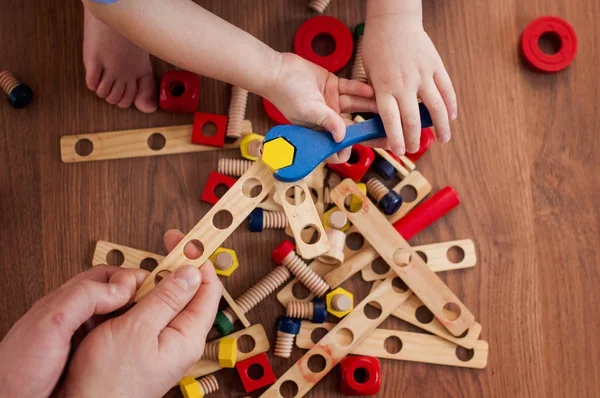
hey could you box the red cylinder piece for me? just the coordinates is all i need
[405,127,435,162]
[262,97,291,125]
[159,71,201,113]
[294,16,353,73]
[327,145,375,182]
[393,186,460,240]
[520,16,577,73]
[339,356,381,396]
[271,240,296,264]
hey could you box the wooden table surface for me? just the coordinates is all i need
[1,0,598,397]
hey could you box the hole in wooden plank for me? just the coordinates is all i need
[538,32,562,55]
[416,250,428,263]
[201,121,217,137]
[300,224,321,245]
[311,33,336,57]
[391,277,409,293]
[442,302,461,321]
[415,305,435,324]
[212,209,233,229]
[237,334,256,354]
[335,328,354,347]
[75,138,94,156]
[446,246,465,264]
[364,302,383,320]
[242,178,263,198]
[311,327,329,344]
[456,329,470,339]
[147,133,166,151]
[307,354,327,373]
[292,281,311,300]
[213,183,230,199]
[247,363,264,380]
[345,232,364,251]
[280,380,299,398]
[183,239,204,259]
[384,336,403,354]
[343,194,362,213]
[372,258,390,275]
[456,346,475,362]
[140,257,158,272]
[105,249,125,266]
[285,186,306,205]
[393,249,411,267]
[169,81,185,97]
[353,367,370,384]
[155,269,170,284]
[399,185,418,203]
[309,188,319,204]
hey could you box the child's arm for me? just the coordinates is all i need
[83,0,377,150]
[363,0,457,156]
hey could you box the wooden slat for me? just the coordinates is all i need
[92,240,164,269]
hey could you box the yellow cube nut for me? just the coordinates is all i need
[350,183,367,212]
[218,336,238,368]
[326,287,354,318]
[209,248,239,277]
[323,207,350,232]
[239,133,265,161]
[261,137,295,171]
[179,376,203,398]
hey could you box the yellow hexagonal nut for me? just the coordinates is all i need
[323,206,350,232]
[261,137,295,171]
[179,376,203,398]
[350,183,367,212]
[209,248,239,277]
[326,287,354,318]
[218,336,238,368]
[239,133,264,161]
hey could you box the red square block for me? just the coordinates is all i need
[200,171,237,205]
[159,70,200,113]
[339,356,381,396]
[327,144,375,182]
[191,112,228,147]
[236,353,276,393]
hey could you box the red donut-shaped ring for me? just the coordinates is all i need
[294,16,353,73]
[520,16,577,73]
[262,97,291,125]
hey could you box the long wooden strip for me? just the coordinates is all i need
[135,160,274,301]
[361,239,477,281]
[261,277,412,397]
[60,120,252,163]
[330,179,475,336]
[272,177,330,259]
[184,324,269,379]
[221,286,251,328]
[296,322,488,369]
[370,280,482,349]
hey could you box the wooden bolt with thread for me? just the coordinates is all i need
[286,298,327,323]
[319,210,347,264]
[351,23,368,83]
[226,86,249,139]
[248,208,288,232]
[366,177,404,215]
[217,158,253,177]
[0,71,33,109]
[330,293,352,312]
[308,0,333,13]
[274,316,301,358]
[179,375,219,398]
[213,252,234,272]
[271,241,330,297]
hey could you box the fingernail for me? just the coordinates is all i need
[450,112,457,121]
[110,281,130,297]
[174,266,201,291]
[439,134,450,143]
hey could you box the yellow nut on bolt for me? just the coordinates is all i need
[179,376,203,398]
[218,337,238,368]
[239,133,264,161]
[209,248,239,277]
[326,287,354,318]
[323,206,351,232]
[261,137,295,171]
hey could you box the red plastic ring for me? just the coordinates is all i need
[262,97,291,125]
[520,16,577,73]
[294,16,353,73]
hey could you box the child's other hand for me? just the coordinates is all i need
[61,229,222,397]
[362,15,457,156]
[0,264,148,397]
[265,52,378,162]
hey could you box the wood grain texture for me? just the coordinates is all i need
[0,0,598,397]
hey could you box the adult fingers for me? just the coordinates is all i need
[375,92,405,156]
[419,83,451,143]
[396,93,422,154]
[310,104,347,143]
[434,69,458,122]
[339,95,378,114]
[338,78,375,98]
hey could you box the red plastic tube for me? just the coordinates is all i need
[393,186,460,240]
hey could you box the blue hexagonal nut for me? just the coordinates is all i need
[373,157,396,180]
[248,208,264,232]
[378,191,403,215]
[311,299,328,323]
[276,316,301,335]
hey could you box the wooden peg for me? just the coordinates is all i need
[318,228,346,265]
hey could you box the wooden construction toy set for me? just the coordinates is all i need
[59,11,493,398]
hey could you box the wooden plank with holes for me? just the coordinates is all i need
[221,285,251,328]
[135,160,274,301]
[388,171,432,224]
[330,179,475,336]
[60,120,252,163]
[400,155,416,172]
[361,239,477,281]
[296,322,488,369]
[272,177,330,259]
[261,277,412,397]
[92,240,164,269]
[184,324,269,379]
[257,189,284,212]
[374,148,410,179]
[305,164,326,217]
[369,280,482,348]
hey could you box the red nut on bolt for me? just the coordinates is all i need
[339,356,381,396]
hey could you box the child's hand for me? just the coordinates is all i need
[362,14,457,156]
[264,52,378,162]
[0,263,148,397]
[59,229,221,397]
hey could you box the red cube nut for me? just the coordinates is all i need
[159,71,201,113]
[191,112,228,147]
[200,171,237,205]
[339,356,381,396]
[271,240,296,264]
[327,145,375,182]
[235,353,276,393]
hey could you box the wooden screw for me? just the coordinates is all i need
[217,158,253,177]
[226,86,249,139]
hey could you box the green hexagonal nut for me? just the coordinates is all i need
[214,311,235,336]
[218,336,238,368]
[261,137,295,171]
[209,247,239,277]
[355,23,365,37]
[326,287,354,318]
